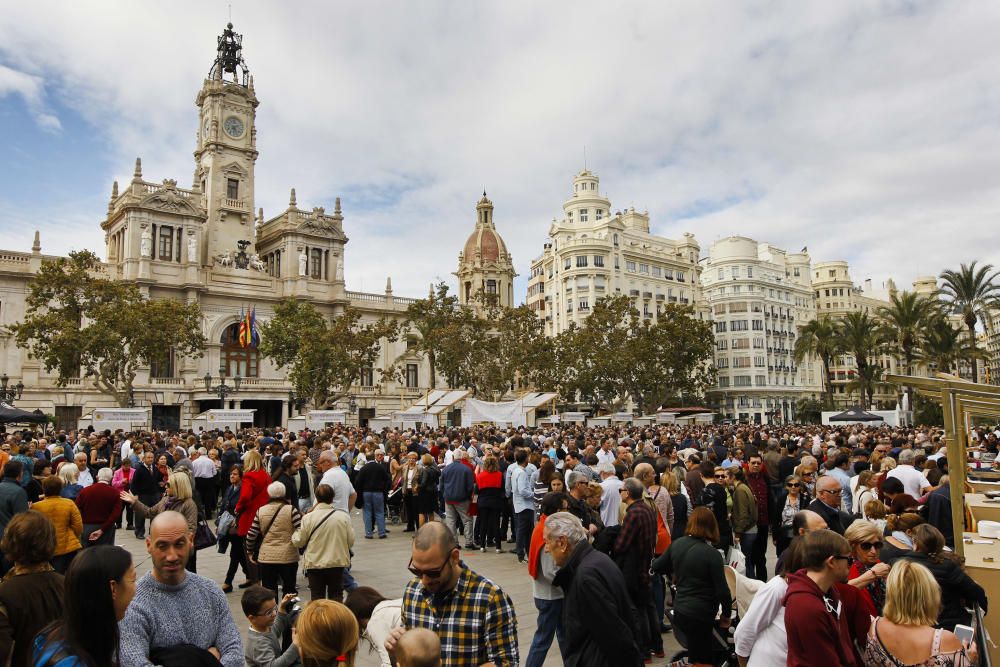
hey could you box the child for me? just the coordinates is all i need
[395,628,441,667]
[865,498,888,536]
[242,585,301,667]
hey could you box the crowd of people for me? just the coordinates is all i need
[0,418,991,666]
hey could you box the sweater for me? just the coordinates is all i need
[782,570,859,667]
[119,572,243,667]
[31,497,82,556]
[651,535,731,620]
[75,482,123,532]
[244,612,299,667]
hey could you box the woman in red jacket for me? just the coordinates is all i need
[234,449,271,584]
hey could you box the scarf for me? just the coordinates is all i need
[528,513,548,580]
[855,560,887,612]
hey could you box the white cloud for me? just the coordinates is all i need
[1,1,999,298]
[0,63,61,131]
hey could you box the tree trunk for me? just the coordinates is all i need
[428,351,436,389]
[967,322,979,383]
[822,354,833,407]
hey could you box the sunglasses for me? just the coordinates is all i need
[786,482,800,488]
[833,555,855,566]
[407,551,455,579]
[715,475,727,480]
[859,541,883,551]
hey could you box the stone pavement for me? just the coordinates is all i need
[118,510,699,666]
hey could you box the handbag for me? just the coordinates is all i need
[194,517,217,551]
[726,545,747,574]
[216,510,235,537]
[298,508,339,556]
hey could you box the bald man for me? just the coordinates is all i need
[119,511,243,667]
[387,522,518,667]
[809,475,850,535]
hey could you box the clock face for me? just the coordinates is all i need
[223,116,245,138]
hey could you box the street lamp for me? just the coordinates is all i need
[0,375,25,404]
[204,365,241,402]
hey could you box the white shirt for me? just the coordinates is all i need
[77,467,94,488]
[599,476,623,527]
[596,448,616,466]
[734,575,788,666]
[191,456,216,479]
[443,449,454,466]
[120,440,133,462]
[320,466,356,513]
[887,464,930,499]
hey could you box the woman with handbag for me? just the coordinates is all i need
[120,472,200,572]
[235,449,272,586]
[400,452,420,532]
[416,453,440,527]
[773,474,809,557]
[219,466,251,593]
[246,482,302,600]
[292,484,354,601]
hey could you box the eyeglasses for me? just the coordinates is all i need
[715,475,728,480]
[820,489,842,496]
[858,541,883,551]
[254,604,278,617]
[786,482,801,488]
[407,551,455,579]
[833,555,855,566]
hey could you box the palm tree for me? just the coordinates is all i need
[793,316,840,406]
[878,290,941,407]
[939,261,1000,383]
[921,315,985,375]
[837,311,889,409]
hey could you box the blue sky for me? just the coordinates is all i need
[2,1,1000,300]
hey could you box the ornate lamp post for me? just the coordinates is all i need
[0,375,25,404]
[204,365,241,403]
[347,394,358,414]
[288,390,307,413]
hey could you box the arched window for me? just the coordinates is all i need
[310,249,323,279]
[220,322,259,377]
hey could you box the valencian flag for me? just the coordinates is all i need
[238,306,258,349]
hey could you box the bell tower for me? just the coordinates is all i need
[194,22,260,265]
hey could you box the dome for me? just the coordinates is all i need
[463,226,508,263]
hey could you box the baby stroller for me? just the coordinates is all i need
[386,478,404,525]
[666,566,742,667]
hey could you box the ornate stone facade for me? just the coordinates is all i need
[455,193,516,314]
[0,23,430,431]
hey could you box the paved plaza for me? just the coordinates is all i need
[117,509,692,666]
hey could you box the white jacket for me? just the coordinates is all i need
[364,599,403,667]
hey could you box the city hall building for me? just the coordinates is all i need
[0,24,501,431]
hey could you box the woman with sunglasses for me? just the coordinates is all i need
[773,475,810,557]
[844,520,890,614]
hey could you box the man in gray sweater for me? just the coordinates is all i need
[119,511,244,667]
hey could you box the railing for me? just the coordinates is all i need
[237,378,289,387]
[345,291,384,304]
[0,252,30,264]
[224,198,247,211]
[150,378,185,385]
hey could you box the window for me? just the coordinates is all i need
[158,225,173,260]
[639,263,649,274]
[734,376,753,387]
[406,337,418,350]
[732,267,740,278]
[613,234,619,247]
[150,348,175,378]
[718,376,730,388]
[596,209,603,220]
[310,248,323,279]
[747,266,753,278]
[734,357,751,369]
[677,271,686,282]
[614,256,620,269]
[564,257,571,269]
[578,298,589,311]
[576,255,588,268]
[754,356,765,367]
[665,269,674,280]
[714,304,727,315]
[716,357,729,368]
[626,261,636,272]
[652,266,662,277]
[718,269,724,280]
[715,321,727,333]
[360,367,374,387]
[755,375,767,386]
[590,182,595,190]
[732,338,750,350]
[594,255,604,267]
[580,209,589,222]
[716,339,728,351]
[752,319,764,331]
[227,179,239,199]
[753,337,765,348]
[794,267,800,277]
[405,364,419,388]
[221,322,259,377]
[731,320,749,331]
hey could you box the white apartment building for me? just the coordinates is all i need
[526,170,705,335]
[701,236,823,424]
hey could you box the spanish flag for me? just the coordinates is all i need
[238,306,249,348]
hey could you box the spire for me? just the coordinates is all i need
[258,207,264,224]
[133,157,142,180]
[111,180,119,199]
[334,197,342,215]
[208,22,251,86]
[385,276,393,294]
[289,187,297,208]
[31,230,41,254]
[429,283,434,298]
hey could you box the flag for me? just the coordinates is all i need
[238,305,248,348]
[249,306,258,348]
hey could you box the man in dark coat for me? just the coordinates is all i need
[547,512,643,667]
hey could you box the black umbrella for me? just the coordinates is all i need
[828,406,884,423]
[0,402,48,425]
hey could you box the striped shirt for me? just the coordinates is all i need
[402,563,518,667]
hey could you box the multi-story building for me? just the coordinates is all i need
[701,236,822,424]
[526,170,705,335]
[455,192,516,314]
[0,23,432,430]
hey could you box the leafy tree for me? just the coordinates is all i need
[11,250,205,407]
[794,397,824,424]
[405,282,462,389]
[259,299,400,409]
[878,290,941,406]
[920,315,984,375]
[836,310,889,408]
[560,296,633,410]
[939,261,1000,383]
[793,316,841,406]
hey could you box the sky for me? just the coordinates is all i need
[1,1,999,301]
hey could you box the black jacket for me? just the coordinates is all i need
[808,498,852,535]
[355,460,392,494]
[552,541,643,667]
[895,551,987,629]
[129,463,161,497]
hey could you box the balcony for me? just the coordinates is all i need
[629,290,640,296]
[669,296,678,303]
[655,294,665,301]
[680,298,689,304]
[643,291,653,299]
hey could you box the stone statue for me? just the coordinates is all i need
[249,254,266,272]
[187,235,198,263]
[140,226,152,258]
[218,251,233,267]
[298,250,308,276]
[335,256,344,281]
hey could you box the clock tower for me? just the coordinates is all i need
[194,22,259,265]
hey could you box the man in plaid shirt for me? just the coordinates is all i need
[389,522,519,667]
[614,477,662,660]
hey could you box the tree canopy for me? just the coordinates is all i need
[11,250,206,407]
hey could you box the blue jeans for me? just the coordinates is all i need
[526,597,566,667]
[363,492,386,537]
[738,531,758,577]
